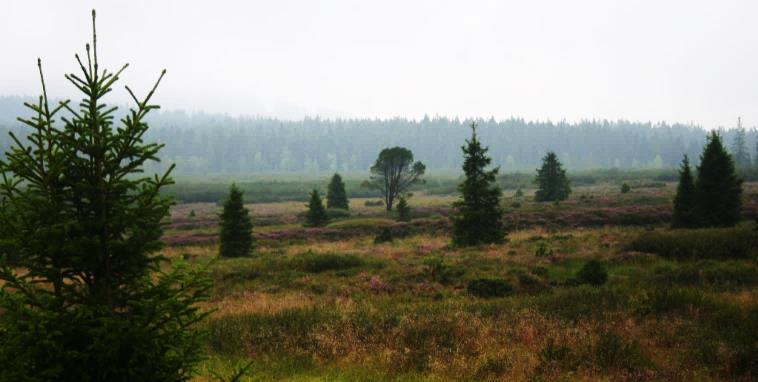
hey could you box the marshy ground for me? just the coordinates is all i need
[164,182,758,381]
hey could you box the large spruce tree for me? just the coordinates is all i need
[695,132,742,227]
[326,173,349,210]
[219,184,254,257]
[671,155,697,228]
[305,189,329,227]
[534,151,571,202]
[452,123,506,246]
[0,11,209,380]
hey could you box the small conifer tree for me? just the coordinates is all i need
[452,123,506,246]
[534,151,571,202]
[219,184,254,258]
[0,11,209,380]
[305,189,329,227]
[671,155,697,228]
[326,173,349,210]
[695,132,742,227]
[396,195,411,222]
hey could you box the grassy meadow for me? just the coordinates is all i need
[161,178,758,381]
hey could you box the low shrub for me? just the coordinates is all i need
[620,182,631,193]
[576,259,608,286]
[535,243,554,258]
[467,278,513,298]
[363,199,384,207]
[292,251,365,273]
[518,272,547,292]
[422,256,461,284]
[374,228,394,244]
[629,227,757,260]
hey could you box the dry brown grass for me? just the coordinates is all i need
[200,291,317,316]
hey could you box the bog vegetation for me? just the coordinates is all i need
[1,9,758,382]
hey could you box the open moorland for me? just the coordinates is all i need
[160,178,758,381]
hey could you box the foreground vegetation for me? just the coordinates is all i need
[161,181,758,381]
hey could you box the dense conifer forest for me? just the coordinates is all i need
[3,96,757,175]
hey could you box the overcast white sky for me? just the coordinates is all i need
[2,0,757,128]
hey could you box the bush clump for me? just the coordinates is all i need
[535,242,554,258]
[467,278,513,298]
[629,227,756,260]
[293,252,365,273]
[576,259,608,286]
[374,228,394,244]
[518,273,547,293]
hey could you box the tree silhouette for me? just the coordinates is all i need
[452,123,505,246]
[534,152,571,202]
[396,195,411,222]
[0,11,208,380]
[219,184,253,257]
[326,173,349,210]
[366,147,425,211]
[695,132,742,227]
[305,189,329,227]
[671,155,697,228]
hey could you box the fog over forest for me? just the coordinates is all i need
[1,96,755,175]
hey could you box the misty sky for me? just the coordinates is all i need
[2,0,757,128]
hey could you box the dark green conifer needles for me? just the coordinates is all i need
[0,10,209,380]
[452,123,506,246]
[219,184,254,257]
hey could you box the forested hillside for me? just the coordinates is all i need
[1,96,754,175]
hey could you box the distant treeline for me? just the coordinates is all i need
[164,169,679,204]
[2,96,756,175]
